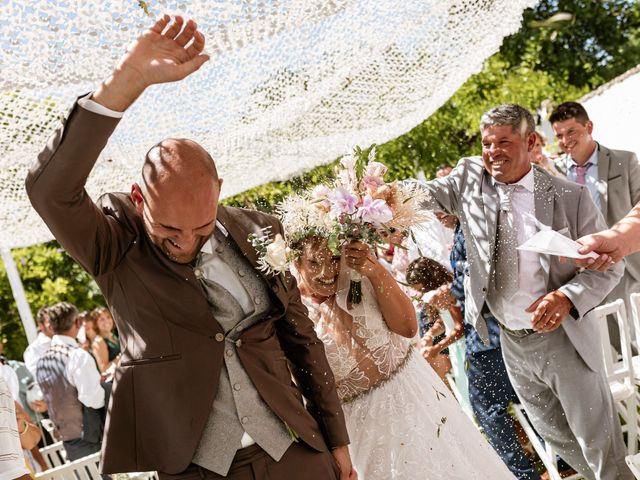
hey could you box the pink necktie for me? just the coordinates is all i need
[575,162,592,185]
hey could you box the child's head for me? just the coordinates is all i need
[406,257,452,292]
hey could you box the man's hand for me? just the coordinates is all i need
[526,290,573,333]
[573,230,625,271]
[93,15,209,111]
[332,445,358,480]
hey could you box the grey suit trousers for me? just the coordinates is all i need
[500,327,632,480]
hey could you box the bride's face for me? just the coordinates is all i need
[296,238,341,298]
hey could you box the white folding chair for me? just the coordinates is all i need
[595,299,638,455]
[627,452,640,479]
[39,441,67,469]
[35,452,101,480]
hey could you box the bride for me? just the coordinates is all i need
[288,234,514,479]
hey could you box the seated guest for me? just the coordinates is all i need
[36,302,107,462]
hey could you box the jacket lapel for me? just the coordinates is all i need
[215,206,288,307]
[597,144,609,215]
[480,171,498,261]
[534,167,554,286]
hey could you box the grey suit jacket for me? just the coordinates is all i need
[556,144,640,280]
[417,158,624,372]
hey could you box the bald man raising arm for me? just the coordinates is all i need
[26,16,354,480]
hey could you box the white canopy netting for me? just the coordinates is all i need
[0,0,535,249]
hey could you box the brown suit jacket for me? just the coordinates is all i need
[25,102,349,474]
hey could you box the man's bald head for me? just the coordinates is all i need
[140,138,218,196]
[131,138,222,264]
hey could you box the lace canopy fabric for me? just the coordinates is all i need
[0,0,535,249]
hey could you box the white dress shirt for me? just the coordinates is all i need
[564,145,600,210]
[493,168,547,330]
[23,331,52,376]
[50,335,105,409]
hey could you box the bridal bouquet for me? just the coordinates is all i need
[276,146,430,304]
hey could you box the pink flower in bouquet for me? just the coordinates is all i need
[365,161,388,178]
[360,175,385,194]
[311,184,332,210]
[356,195,393,226]
[329,187,358,217]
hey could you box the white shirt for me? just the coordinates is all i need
[0,376,29,480]
[564,145,600,210]
[49,335,105,409]
[23,331,51,376]
[196,222,254,316]
[0,365,19,402]
[493,168,547,330]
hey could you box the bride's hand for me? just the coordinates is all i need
[343,240,377,276]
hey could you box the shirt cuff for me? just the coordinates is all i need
[78,93,125,119]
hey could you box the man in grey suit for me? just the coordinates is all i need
[551,101,640,311]
[413,104,631,479]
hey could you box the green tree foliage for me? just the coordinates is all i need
[0,242,104,359]
[226,0,639,209]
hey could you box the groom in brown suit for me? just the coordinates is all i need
[26,15,354,480]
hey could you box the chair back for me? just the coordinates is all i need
[35,452,100,480]
[590,299,633,386]
[39,441,67,469]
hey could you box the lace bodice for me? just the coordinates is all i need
[303,277,412,402]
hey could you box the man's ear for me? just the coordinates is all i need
[131,183,144,214]
[526,131,537,152]
[585,120,594,135]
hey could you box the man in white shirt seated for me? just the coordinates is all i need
[35,302,107,462]
[23,307,54,377]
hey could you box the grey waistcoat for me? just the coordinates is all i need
[36,344,83,441]
[192,231,292,475]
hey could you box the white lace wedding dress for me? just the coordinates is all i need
[304,277,514,480]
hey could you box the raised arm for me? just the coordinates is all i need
[25,16,209,276]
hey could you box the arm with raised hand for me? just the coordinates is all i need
[25,16,209,276]
[92,15,209,111]
[576,202,640,271]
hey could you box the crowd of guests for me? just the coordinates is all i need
[0,304,120,476]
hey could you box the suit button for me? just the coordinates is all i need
[254,298,262,305]
[215,333,224,342]
[225,349,233,357]
[238,269,246,277]
[241,416,249,425]
[233,383,241,391]
[236,339,243,348]
[273,284,279,293]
